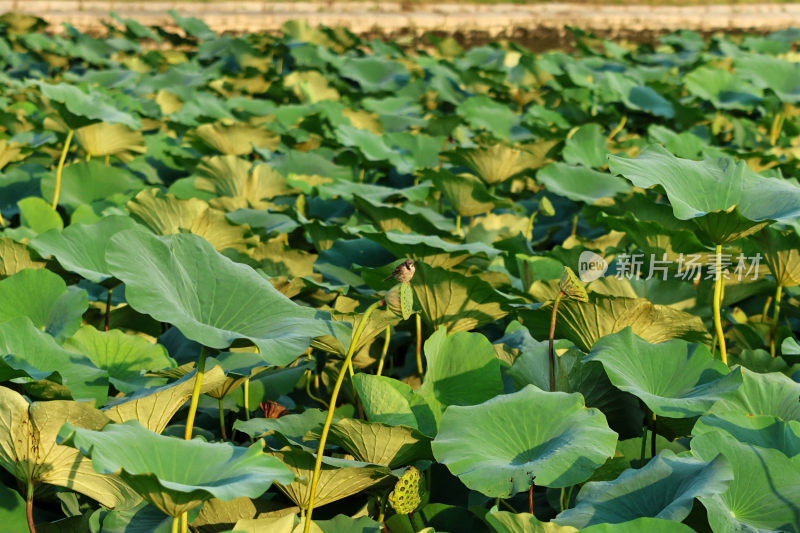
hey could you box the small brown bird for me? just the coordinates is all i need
[384,259,416,283]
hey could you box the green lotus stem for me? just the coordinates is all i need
[376,326,391,376]
[497,498,516,512]
[762,295,773,323]
[86,153,91,162]
[770,107,786,146]
[104,155,110,166]
[570,214,578,237]
[410,511,426,531]
[606,115,627,141]
[26,483,35,533]
[51,129,74,209]
[770,284,784,358]
[218,397,227,440]
[640,424,648,464]
[559,487,566,512]
[456,214,461,236]
[650,413,657,458]
[180,512,187,533]
[415,313,423,376]
[548,292,564,392]
[0,206,4,227]
[305,369,328,407]
[712,244,727,365]
[243,378,250,421]
[525,210,538,241]
[183,346,207,440]
[104,287,113,332]
[171,517,178,533]
[303,299,384,533]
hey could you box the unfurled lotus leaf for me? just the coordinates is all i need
[266,446,391,510]
[520,293,711,353]
[0,139,24,171]
[609,145,800,243]
[757,226,800,287]
[0,268,87,342]
[202,351,271,400]
[234,409,328,451]
[284,71,340,103]
[106,231,349,365]
[35,81,140,129]
[40,161,145,213]
[446,143,545,185]
[588,329,742,418]
[0,238,45,278]
[314,306,399,357]
[411,263,510,332]
[432,385,617,496]
[190,122,279,155]
[30,215,141,283]
[362,231,500,269]
[486,509,578,533]
[322,418,432,468]
[693,413,800,458]
[103,365,226,433]
[554,451,731,529]
[352,374,420,430]
[422,168,511,216]
[74,122,146,162]
[0,386,139,509]
[63,325,175,394]
[18,196,63,234]
[456,96,520,140]
[352,195,454,236]
[683,66,763,110]
[563,123,607,168]
[737,54,800,103]
[707,367,800,421]
[193,156,293,206]
[60,420,294,517]
[691,430,800,532]
[559,266,589,302]
[126,188,257,251]
[536,163,631,204]
[599,72,675,118]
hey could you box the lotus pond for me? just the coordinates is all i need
[1,10,800,533]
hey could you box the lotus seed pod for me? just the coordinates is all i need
[559,266,589,302]
[539,196,555,217]
[388,466,422,515]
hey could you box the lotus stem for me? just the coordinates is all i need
[607,115,627,141]
[51,129,74,209]
[304,299,384,533]
[650,413,657,458]
[548,292,564,392]
[218,397,227,440]
[570,213,578,237]
[415,313,423,376]
[0,206,4,227]
[528,484,534,516]
[525,210,538,241]
[180,512,187,533]
[410,511,426,531]
[171,517,178,533]
[86,153,91,162]
[762,295,773,323]
[26,483,35,533]
[104,287,113,331]
[712,244,727,365]
[305,369,328,407]
[184,346,207,440]
[639,424,648,464]
[455,214,461,236]
[770,106,787,146]
[104,155,110,166]
[243,378,250,421]
[376,326,391,376]
[770,284,784,358]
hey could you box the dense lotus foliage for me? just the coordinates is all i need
[1,9,800,533]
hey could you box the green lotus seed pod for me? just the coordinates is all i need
[539,196,555,217]
[388,466,422,515]
[559,266,589,302]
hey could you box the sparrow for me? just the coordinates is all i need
[384,259,416,283]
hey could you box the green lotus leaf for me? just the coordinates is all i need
[233,513,381,533]
[0,386,138,509]
[411,263,510,333]
[757,226,800,287]
[432,385,617,496]
[18,196,63,234]
[324,418,432,468]
[74,122,146,162]
[422,168,511,216]
[536,163,631,204]
[694,413,800,458]
[36,81,140,129]
[580,518,696,533]
[338,56,409,93]
[41,160,145,213]
[599,72,675,118]
[737,54,800,103]
[608,145,800,243]
[586,328,742,418]
[352,195,454,236]
[352,374,420,429]
[234,409,328,450]
[683,66,763,110]
[63,325,175,394]
[563,124,607,168]
[190,496,291,533]
[648,125,706,159]
[559,266,589,302]
[554,451,731,529]
[106,230,348,365]
[362,231,500,268]
[127,189,257,252]
[0,267,87,341]
[30,215,140,283]
[486,510,578,533]
[416,327,505,430]
[691,430,800,532]
[456,96,519,140]
[266,446,391,510]
[202,351,273,400]
[193,156,293,206]
[60,420,294,517]
[190,122,279,156]
[0,238,46,279]
[102,365,226,433]
[0,482,27,532]
[446,143,545,185]
[707,367,800,421]
[317,306,399,357]
[284,71,340,103]
[520,293,711,353]
[0,316,107,403]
